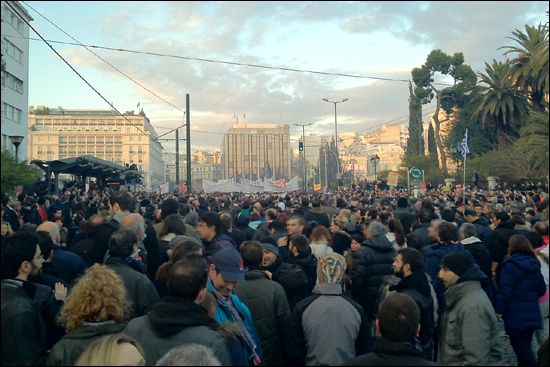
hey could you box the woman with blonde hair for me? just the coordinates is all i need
[1,221,14,239]
[309,225,334,260]
[75,334,145,366]
[46,264,130,366]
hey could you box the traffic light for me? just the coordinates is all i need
[299,142,303,151]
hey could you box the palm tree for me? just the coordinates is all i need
[1,148,36,194]
[515,103,549,174]
[471,60,529,141]
[499,23,549,112]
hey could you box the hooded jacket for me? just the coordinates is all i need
[332,230,351,255]
[351,234,395,319]
[202,234,238,263]
[263,253,309,312]
[490,221,520,265]
[253,220,272,241]
[438,264,502,366]
[472,217,493,252]
[393,207,418,235]
[406,223,438,253]
[345,337,439,366]
[288,252,318,295]
[389,269,435,361]
[123,296,232,366]
[461,236,493,280]
[496,253,546,331]
[303,207,331,228]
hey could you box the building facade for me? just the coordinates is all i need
[221,123,291,181]
[27,107,164,189]
[163,151,223,190]
[1,1,33,161]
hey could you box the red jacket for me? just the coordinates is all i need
[38,205,48,223]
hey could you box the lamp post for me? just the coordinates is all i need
[9,135,24,162]
[450,143,461,183]
[322,98,348,153]
[295,123,312,191]
[370,154,380,182]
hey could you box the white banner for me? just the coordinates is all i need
[264,177,287,193]
[241,179,264,193]
[286,176,299,192]
[202,177,299,193]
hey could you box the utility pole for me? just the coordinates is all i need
[295,123,312,191]
[175,129,179,190]
[186,94,192,194]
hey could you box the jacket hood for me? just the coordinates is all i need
[312,283,343,295]
[147,296,211,337]
[311,207,324,215]
[473,216,491,226]
[456,263,487,285]
[390,268,432,297]
[334,230,350,238]
[292,253,318,276]
[363,234,394,253]
[460,236,483,245]
[248,220,262,230]
[502,253,542,275]
[498,221,517,230]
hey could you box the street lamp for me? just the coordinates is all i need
[295,123,312,191]
[450,143,461,183]
[370,154,380,182]
[322,98,348,153]
[9,135,24,162]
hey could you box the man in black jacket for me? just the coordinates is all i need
[345,292,438,366]
[287,234,318,295]
[490,211,520,278]
[393,197,418,234]
[406,209,438,254]
[2,195,21,232]
[352,221,395,323]
[389,247,435,361]
[303,199,331,228]
[464,209,493,252]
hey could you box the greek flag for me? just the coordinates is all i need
[461,131,471,157]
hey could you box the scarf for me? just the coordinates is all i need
[208,277,261,365]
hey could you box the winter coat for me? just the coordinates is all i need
[253,221,272,241]
[50,244,89,286]
[263,255,309,312]
[3,204,21,232]
[496,253,546,331]
[406,223,438,253]
[236,211,251,230]
[438,264,502,366]
[322,205,340,220]
[343,249,357,298]
[153,220,201,243]
[345,337,439,366]
[389,268,435,361]
[303,207,331,228]
[332,231,351,255]
[461,236,493,280]
[351,234,395,320]
[472,218,493,252]
[490,221,520,266]
[105,256,160,320]
[393,207,418,235]
[21,204,42,226]
[425,242,474,321]
[245,221,262,241]
[123,296,232,366]
[288,252,318,295]
[202,234,238,263]
[235,269,291,366]
[286,283,375,366]
[32,282,66,350]
[207,281,265,365]
[1,280,47,366]
[309,238,334,261]
[46,322,124,366]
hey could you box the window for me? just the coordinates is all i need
[129,136,133,142]
[126,127,131,132]
[129,156,134,163]
[138,136,142,142]
[37,146,43,154]
[87,137,95,143]
[69,137,76,143]
[138,146,142,153]
[38,137,42,142]
[4,39,22,63]
[107,137,113,143]
[2,102,22,122]
[138,155,143,163]
[115,137,122,143]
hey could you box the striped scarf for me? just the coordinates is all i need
[208,277,261,365]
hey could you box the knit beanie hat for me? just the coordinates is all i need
[440,251,473,277]
[317,252,346,284]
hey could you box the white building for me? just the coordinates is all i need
[1,1,33,161]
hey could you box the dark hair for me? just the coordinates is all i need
[509,215,525,225]
[378,292,420,342]
[240,240,264,267]
[437,221,459,242]
[179,203,190,216]
[36,230,54,260]
[312,199,321,208]
[73,213,85,228]
[441,208,456,223]
[161,199,180,220]
[159,214,187,238]
[349,234,365,245]
[1,231,40,279]
[266,209,278,221]
[495,211,510,223]
[508,234,540,267]
[419,209,432,224]
[199,211,222,235]
[336,197,347,208]
[367,209,378,219]
[145,204,155,213]
[388,219,406,247]
[167,257,208,301]
[269,220,285,233]
[109,191,133,212]
[85,215,106,238]
[220,214,232,232]
[464,209,477,218]
[396,247,424,272]
[289,233,310,254]
[250,212,260,222]
[421,199,435,212]
[108,229,138,257]
[301,197,309,208]
[303,221,319,240]
[155,240,203,282]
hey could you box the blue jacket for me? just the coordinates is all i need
[425,242,474,320]
[496,253,546,331]
[207,281,264,366]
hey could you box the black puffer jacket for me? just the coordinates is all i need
[288,253,318,295]
[263,256,309,312]
[332,231,351,255]
[393,207,418,234]
[351,234,395,320]
[389,269,435,361]
[406,223,438,253]
[490,221,520,266]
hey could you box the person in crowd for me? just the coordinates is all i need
[220,212,246,249]
[389,247,435,361]
[496,235,546,366]
[157,214,192,264]
[265,220,286,243]
[71,214,107,266]
[235,200,252,230]
[21,196,43,226]
[34,230,69,291]
[1,231,48,366]
[286,234,318,294]
[154,239,203,299]
[286,252,374,366]
[464,208,493,252]
[459,223,493,283]
[322,197,340,219]
[279,216,305,246]
[235,240,291,366]
[1,220,14,239]
[197,211,238,262]
[303,199,331,228]
[345,292,439,366]
[156,343,221,366]
[532,222,549,356]
[245,211,263,240]
[74,334,146,366]
[387,218,407,251]
[406,210,438,253]
[330,216,351,255]
[308,225,334,260]
[393,197,418,235]
[207,247,264,365]
[124,257,232,366]
[253,208,278,241]
[47,265,129,366]
[105,229,160,320]
[53,215,68,247]
[343,233,363,298]
[491,211,521,279]
[351,220,395,324]
[36,221,89,286]
[437,251,502,365]
[2,195,22,232]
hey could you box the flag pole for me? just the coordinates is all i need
[463,128,467,205]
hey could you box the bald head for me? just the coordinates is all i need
[120,213,145,241]
[37,221,60,245]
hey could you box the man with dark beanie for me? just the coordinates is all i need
[393,197,417,235]
[437,251,502,365]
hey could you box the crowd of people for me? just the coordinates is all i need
[1,181,549,366]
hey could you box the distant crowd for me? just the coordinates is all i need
[1,180,549,366]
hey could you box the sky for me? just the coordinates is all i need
[19,1,549,154]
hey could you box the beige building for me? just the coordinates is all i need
[163,151,223,190]
[27,106,164,189]
[221,123,291,181]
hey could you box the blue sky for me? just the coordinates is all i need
[21,1,549,153]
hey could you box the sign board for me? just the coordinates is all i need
[442,186,451,193]
[387,172,399,187]
[419,183,427,190]
[336,173,341,179]
[456,184,462,191]
[410,167,423,179]
[314,183,321,191]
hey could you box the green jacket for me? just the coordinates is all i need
[46,322,124,366]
